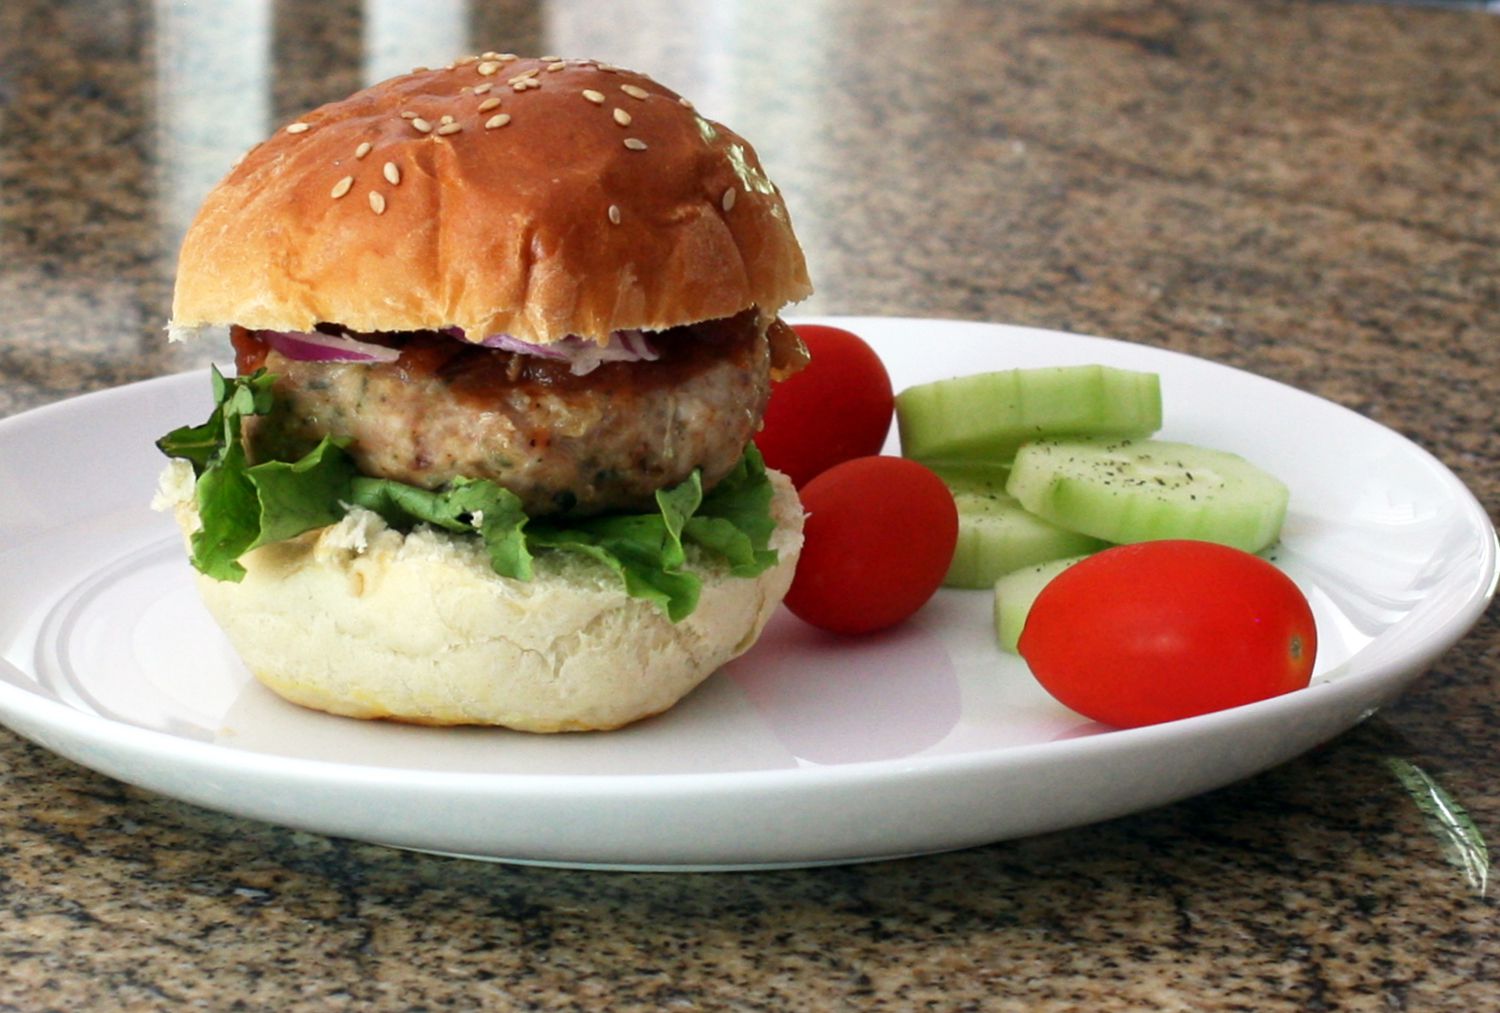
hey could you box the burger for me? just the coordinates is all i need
[154,54,812,732]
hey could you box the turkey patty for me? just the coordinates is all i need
[232,313,772,517]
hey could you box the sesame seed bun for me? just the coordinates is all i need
[170,56,812,345]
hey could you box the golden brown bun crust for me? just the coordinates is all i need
[172,56,812,344]
[171,469,805,732]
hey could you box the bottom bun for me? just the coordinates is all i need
[171,470,804,732]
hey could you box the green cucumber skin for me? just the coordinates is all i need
[896,365,1163,463]
[946,492,1107,589]
[992,555,1091,654]
[1006,437,1289,553]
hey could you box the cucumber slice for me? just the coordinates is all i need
[930,461,1012,496]
[992,555,1091,654]
[1005,437,1289,553]
[945,488,1107,589]
[897,365,1162,463]
[932,463,1106,588]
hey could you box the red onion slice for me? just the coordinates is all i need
[262,329,402,364]
[477,330,659,375]
[476,332,571,360]
[262,326,658,374]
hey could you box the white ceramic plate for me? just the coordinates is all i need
[0,318,1493,870]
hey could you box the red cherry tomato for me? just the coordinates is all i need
[756,324,894,487]
[784,457,957,635]
[1018,541,1317,728]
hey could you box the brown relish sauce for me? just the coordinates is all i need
[230,324,270,373]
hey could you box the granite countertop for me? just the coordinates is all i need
[2,0,1497,1008]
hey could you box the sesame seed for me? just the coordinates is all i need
[623,137,648,151]
[484,113,512,129]
[509,68,540,83]
[456,55,479,65]
[621,84,649,100]
[369,191,386,215]
[478,96,502,112]
[411,65,429,74]
[608,204,622,225]
[612,107,632,126]
[473,82,493,95]
[721,187,736,212]
[400,110,418,119]
[678,97,694,109]
[480,51,500,60]
[499,53,518,62]
[436,122,463,135]
[547,62,566,72]
[330,175,354,199]
[285,121,310,134]
[540,54,561,62]
[383,161,401,185]
[355,141,373,159]
[477,61,501,76]
[440,114,455,125]
[411,117,433,133]
[597,64,620,74]
[582,89,605,104]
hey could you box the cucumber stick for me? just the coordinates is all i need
[1006,437,1288,553]
[992,555,1090,654]
[897,365,1162,463]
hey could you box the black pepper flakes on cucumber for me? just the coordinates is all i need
[1005,437,1288,554]
[896,362,1291,595]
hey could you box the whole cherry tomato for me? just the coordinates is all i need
[1018,540,1317,728]
[756,324,894,488]
[784,456,957,635]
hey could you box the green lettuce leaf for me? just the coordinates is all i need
[525,475,703,620]
[156,367,275,474]
[350,475,533,581]
[685,444,780,577]
[187,445,261,581]
[156,369,781,620]
[157,367,348,581]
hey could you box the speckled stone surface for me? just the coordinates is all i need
[1,0,1497,1008]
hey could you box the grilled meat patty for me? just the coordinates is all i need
[232,313,772,517]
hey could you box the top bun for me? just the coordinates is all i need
[171,55,812,345]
